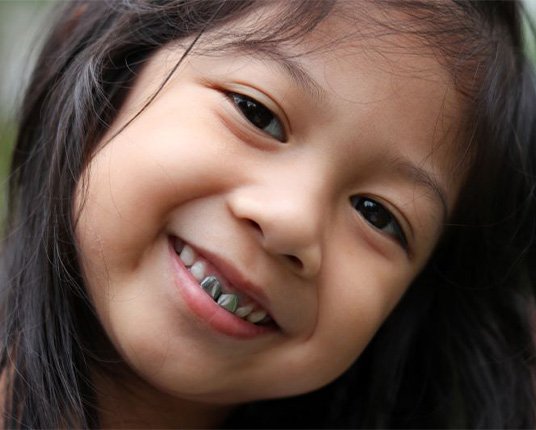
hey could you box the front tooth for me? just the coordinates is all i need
[235,303,254,318]
[216,294,239,313]
[200,276,222,300]
[247,309,267,324]
[190,261,206,281]
[179,245,196,267]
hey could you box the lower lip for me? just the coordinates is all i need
[168,239,274,339]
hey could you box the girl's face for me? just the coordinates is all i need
[75,10,462,407]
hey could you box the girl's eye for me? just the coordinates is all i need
[228,92,287,142]
[350,196,408,250]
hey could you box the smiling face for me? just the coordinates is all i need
[74,6,463,414]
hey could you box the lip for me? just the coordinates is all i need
[168,237,277,339]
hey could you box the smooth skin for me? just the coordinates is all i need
[75,8,464,428]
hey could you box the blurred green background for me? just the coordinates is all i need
[0,0,535,218]
[0,0,58,216]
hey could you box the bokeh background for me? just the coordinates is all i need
[0,0,58,215]
[0,0,535,217]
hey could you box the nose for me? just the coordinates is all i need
[227,185,323,278]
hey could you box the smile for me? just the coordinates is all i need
[173,238,273,325]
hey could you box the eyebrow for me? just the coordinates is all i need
[392,158,450,223]
[275,57,329,104]
[241,46,329,105]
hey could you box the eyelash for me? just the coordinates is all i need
[350,196,408,250]
[226,92,287,142]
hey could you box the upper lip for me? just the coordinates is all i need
[184,240,278,326]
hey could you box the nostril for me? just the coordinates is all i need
[247,219,262,233]
[284,254,303,270]
[242,218,306,272]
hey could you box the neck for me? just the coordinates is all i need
[93,366,234,429]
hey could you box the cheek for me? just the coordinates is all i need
[71,104,240,374]
[74,119,226,273]
[305,251,413,383]
[241,256,415,401]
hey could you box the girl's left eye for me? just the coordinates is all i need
[227,92,287,142]
[350,196,408,250]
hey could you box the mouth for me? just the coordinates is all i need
[171,236,278,331]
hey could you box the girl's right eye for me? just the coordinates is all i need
[227,92,287,142]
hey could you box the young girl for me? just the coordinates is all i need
[1,0,535,428]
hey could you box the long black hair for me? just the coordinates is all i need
[1,0,535,428]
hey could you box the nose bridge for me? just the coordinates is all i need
[265,173,325,238]
[229,164,327,277]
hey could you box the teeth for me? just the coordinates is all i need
[177,241,271,326]
[190,261,206,281]
[179,245,196,267]
[235,303,254,318]
[200,276,222,300]
[247,309,267,324]
[216,293,239,313]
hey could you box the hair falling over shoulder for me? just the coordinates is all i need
[0,0,535,428]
